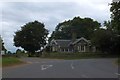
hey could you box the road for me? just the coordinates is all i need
[2,58,118,78]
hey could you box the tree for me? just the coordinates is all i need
[16,49,22,54]
[49,16,100,42]
[90,1,120,54]
[110,1,120,34]
[7,51,12,54]
[91,29,114,53]
[91,20,119,54]
[14,21,49,57]
[104,20,112,30]
[110,1,120,54]
[16,49,22,57]
[2,43,7,52]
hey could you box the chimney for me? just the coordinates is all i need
[71,30,77,42]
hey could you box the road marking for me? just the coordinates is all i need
[71,61,74,69]
[115,73,120,75]
[41,65,53,70]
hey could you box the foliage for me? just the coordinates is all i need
[49,16,100,42]
[16,49,22,57]
[91,29,114,53]
[91,21,119,54]
[2,42,7,54]
[7,51,12,54]
[110,1,120,34]
[16,49,22,54]
[104,20,112,30]
[110,1,120,54]
[90,1,120,54]
[14,21,48,56]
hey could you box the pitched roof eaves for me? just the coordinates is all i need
[72,37,89,45]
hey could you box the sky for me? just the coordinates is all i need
[0,0,112,52]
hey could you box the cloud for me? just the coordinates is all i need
[0,0,112,52]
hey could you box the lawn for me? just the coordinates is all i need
[2,57,24,67]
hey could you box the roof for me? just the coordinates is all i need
[55,40,71,47]
[72,37,90,45]
[50,37,90,47]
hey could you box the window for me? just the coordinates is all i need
[52,47,55,51]
[78,45,85,52]
[81,45,84,51]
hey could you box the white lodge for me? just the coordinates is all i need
[49,37,96,53]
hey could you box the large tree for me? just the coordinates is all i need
[49,16,100,42]
[110,1,120,35]
[90,1,120,54]
[91,28,115,53]
[110,1,120,54]
[14,21,48,56]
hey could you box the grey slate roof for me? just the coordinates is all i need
[50,37,90,48]
[72,37,90,45]
[55,40,71,47]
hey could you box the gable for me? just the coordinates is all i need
[72,37,90,45]
[50,39,57,46]
[77,39,88,44]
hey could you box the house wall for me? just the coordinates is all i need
[51,44,90,53]
[51,45,95,53]
[50,38,96,53]
[74,40,89,52]
[52,45,58,52]
[59,47,74,53]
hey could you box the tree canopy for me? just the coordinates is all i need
[14,21,48,56]
[91,28,115,53]
[91,1,120,54]
[49,16,100,42]
[110,1,120,54]
[110,1,120,35]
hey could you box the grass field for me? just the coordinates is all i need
[2,57,24,67]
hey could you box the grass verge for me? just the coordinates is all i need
[41,52,119,60]
[2,57,24,67]
[117,58,120,65]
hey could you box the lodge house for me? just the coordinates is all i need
[49,37,96,53]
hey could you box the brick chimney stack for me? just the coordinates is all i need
[71,29,77,42]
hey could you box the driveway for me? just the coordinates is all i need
[2,58,118,78]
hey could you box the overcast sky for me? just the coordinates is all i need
[0,0,112,52]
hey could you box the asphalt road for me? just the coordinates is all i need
[2,58,118,78]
